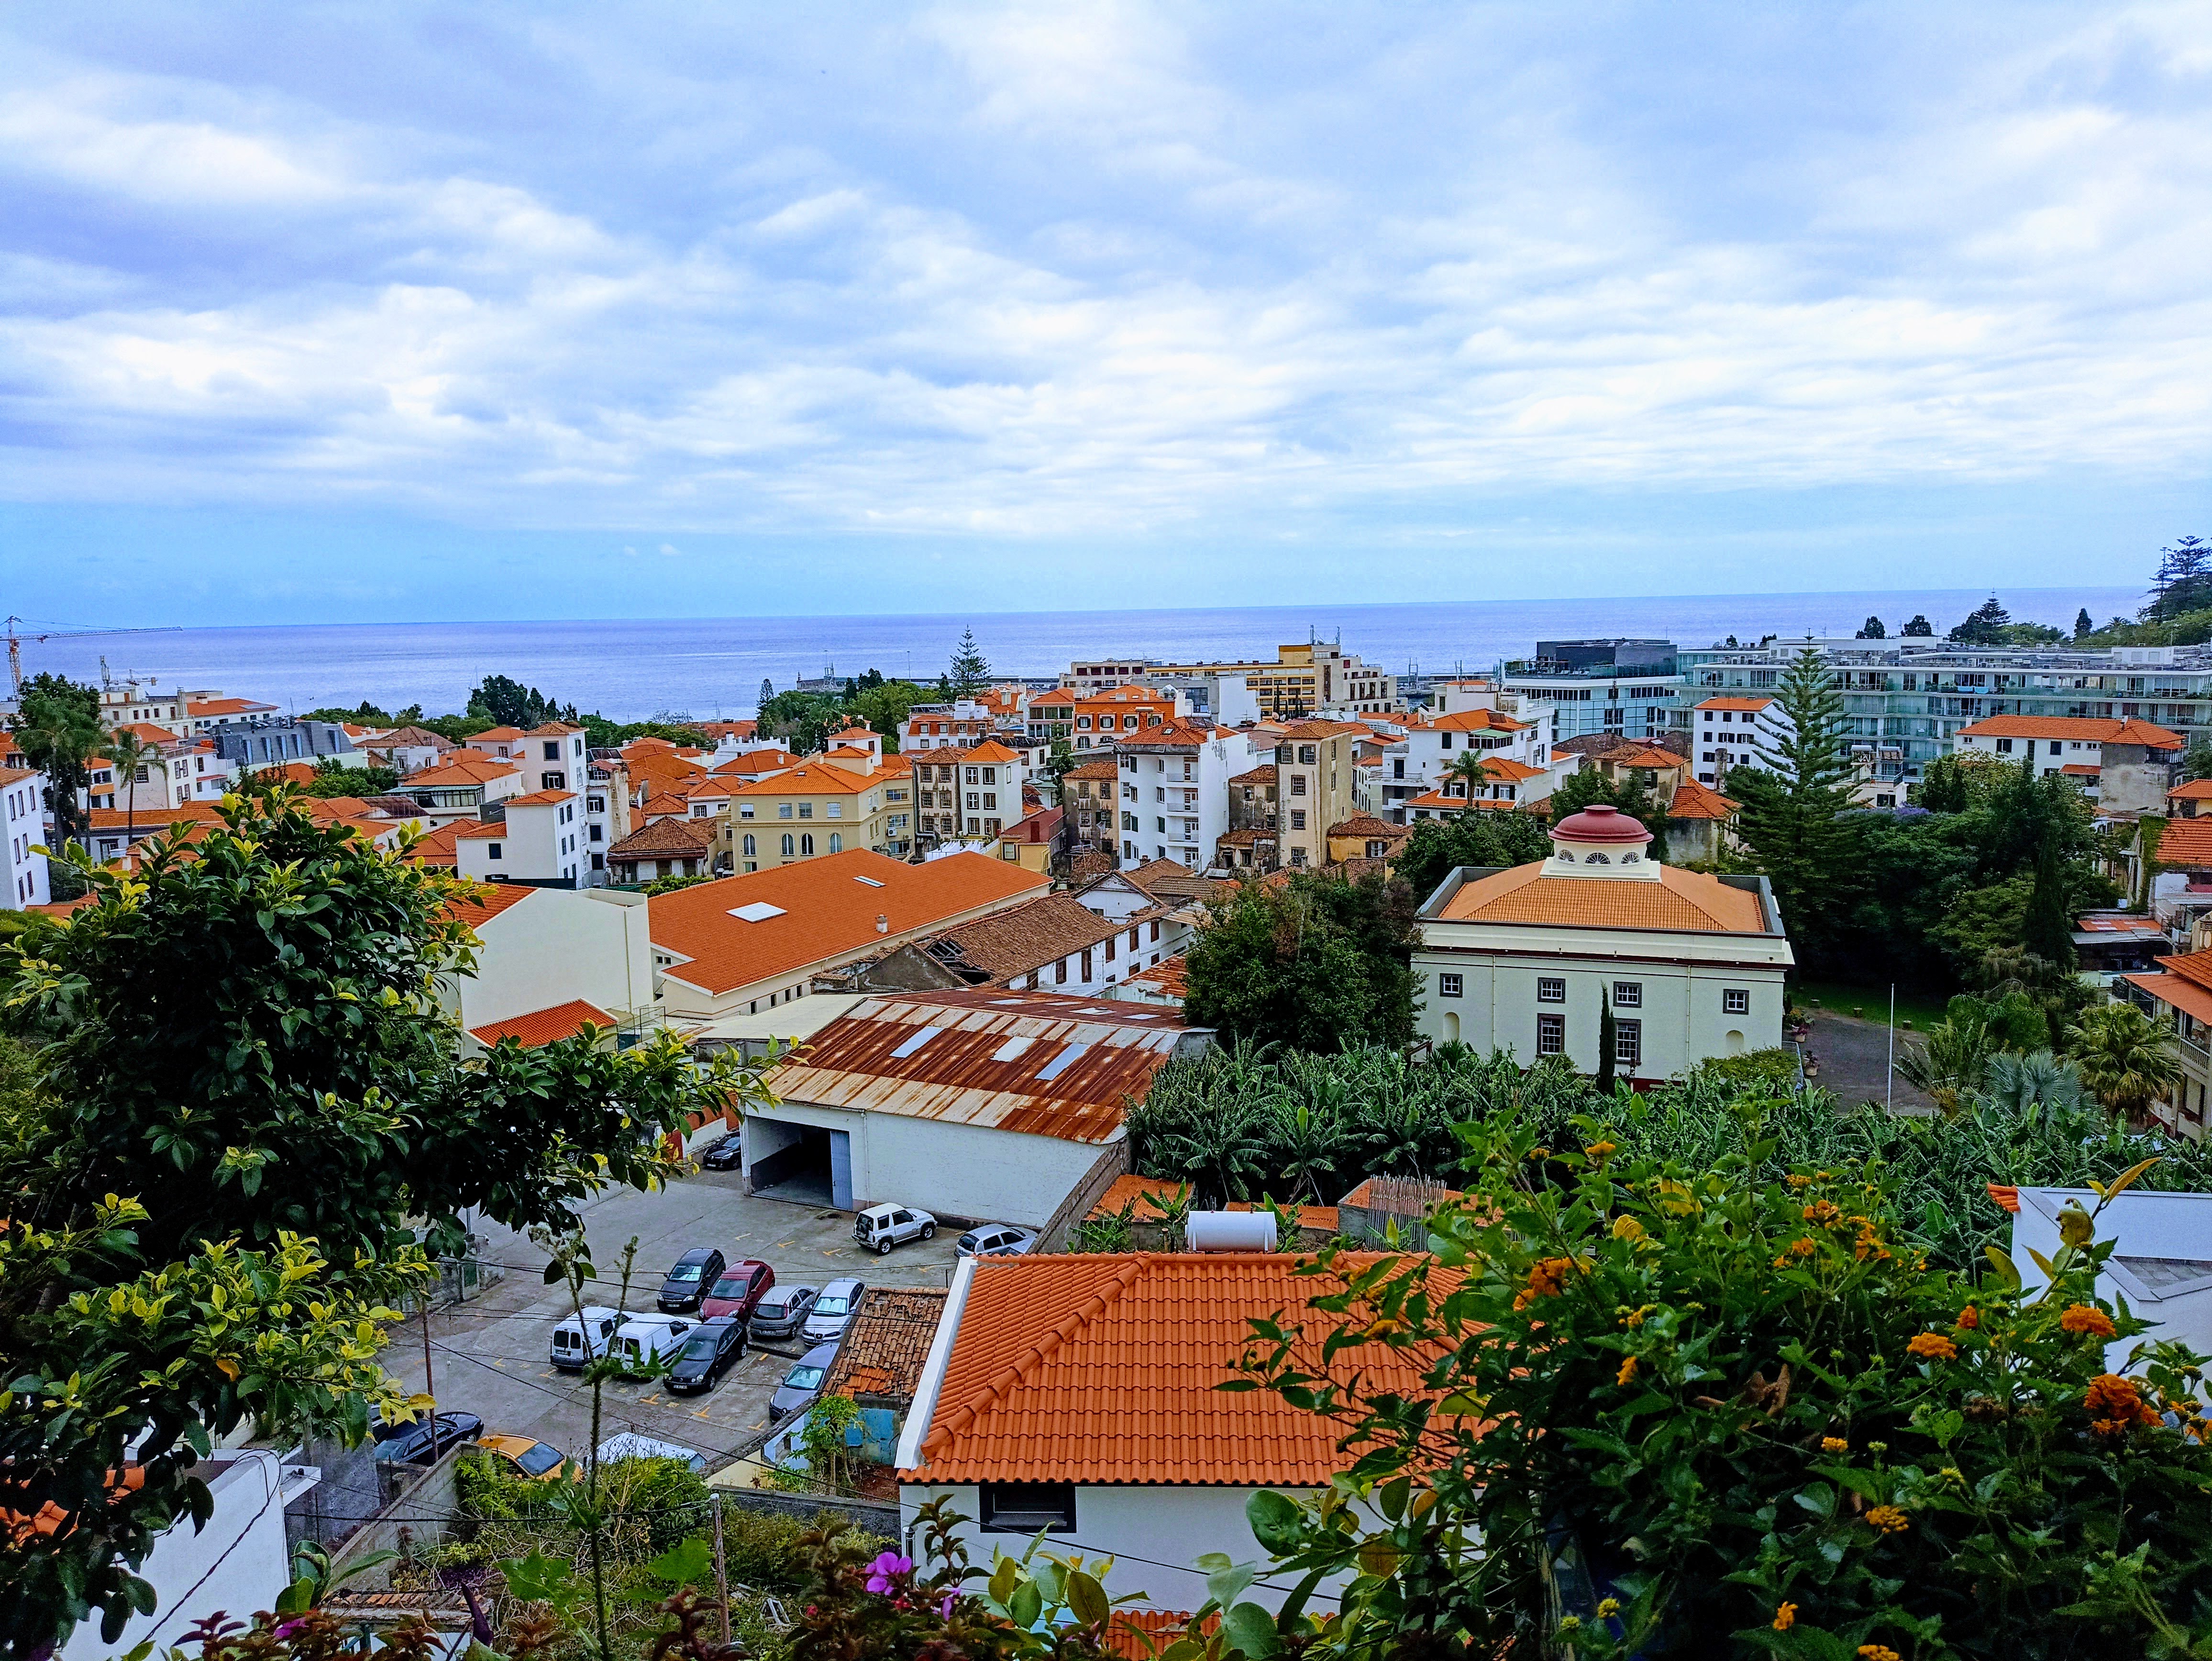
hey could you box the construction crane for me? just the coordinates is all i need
[5,616,183,696]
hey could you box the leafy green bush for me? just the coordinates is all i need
[1687,1048,1798,1094]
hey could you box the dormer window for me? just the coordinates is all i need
[1585,853,1609,864]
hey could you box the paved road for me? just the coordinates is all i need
[380,1169,965,1471]
[1801,1011,1935,1114]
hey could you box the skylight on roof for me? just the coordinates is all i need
[854,875,886,888]
[991,1036,1035,1062]
[890,1026,942,1059]
[729,902,787,923]
[1035,1041,1089,1082]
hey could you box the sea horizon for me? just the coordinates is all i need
[14,582,2141,724]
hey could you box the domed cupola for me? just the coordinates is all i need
[1546,803,1660,881]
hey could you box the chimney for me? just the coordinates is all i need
[876,914,889,934]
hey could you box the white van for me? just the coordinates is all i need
[613,1315,697,1366]
[551,1306,626,1371]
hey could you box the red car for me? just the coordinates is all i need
[700,1259,775,1323]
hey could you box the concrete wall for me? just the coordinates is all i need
[448,887,655,1030]
[67,1453,292,1660]
[325,1444,471,1593]
[750,1096,1117,1229]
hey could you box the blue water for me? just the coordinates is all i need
[16,585,2139,722]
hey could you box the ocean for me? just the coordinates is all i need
[15,585,2141,723]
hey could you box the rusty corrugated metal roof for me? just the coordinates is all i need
[762,991,1203,1144]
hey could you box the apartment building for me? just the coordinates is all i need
[1116,722,1255,871]
[1026,688,1078,743]
[1692,695,1797,788]
[1072,642,1395,716]
[1381,709,1547,823]
[1956,714,2181,814]
[455,789,590,888]
[720,762,893,870]
[1,765,49,908]
[1072,685,1181,750]
[1270,720,1363,869]
[208,717,357,771]
[392,755,525,827]
[105,724,240,811]
[902,700,1000,751]
[1062,758,1122,859]
[905,742,1024,845]
[1502,640,1684,748]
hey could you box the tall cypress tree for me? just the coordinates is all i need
[1597,1000,1617,1093]
[1731,646,1858,955]
[947,629,993,698]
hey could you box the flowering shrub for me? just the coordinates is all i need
[1231,1109,2212,1657]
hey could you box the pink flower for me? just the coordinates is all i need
[940,1592,958,1620]
[864,1551,914,1595]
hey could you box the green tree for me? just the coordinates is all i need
[1948,594,2013,644]
[1856,614,1886,639]
[945,629,992,698]
[1183,869,1420,1051]
[2181,738,2212,783]
[755,689,844,755]
[2146,535,2212,620]
[9,673,103,849]
[98,725,155,844]
[1392,808,1550,908]
[1596,999,1617,1092]
[847,680,926,750]
[0,793,766,1655]
[2075,606,2095,640]
[468,675,576,731]
[2067,1001,2182,1118]
[1900,613,1934,636]
[1040,737,1079,803]
[1727,646,1856,952]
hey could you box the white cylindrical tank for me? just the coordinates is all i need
[1185,1211,1278,1252]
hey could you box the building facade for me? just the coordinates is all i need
[1116,723,1253,871]
[1269,720,1363,869]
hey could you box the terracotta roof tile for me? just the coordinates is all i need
[2159,951,2212,995]
[446,883,538,928]
[1065,759,1121,781]
[403,758,522,790]
[1664,778,1740,821]
[906,1252,1455,1484]
[1089,1174,1188,1219]
[608,818,719,858]
[731,764,871,797]
[822,1286,949,1405]
[1128,953,1189,999]
[1106,1613,1215,1657]
[649,850,1047,997]
[469,999,616,1047]
[1438,863,1770,933]
[1695,696,1776,712]
[503,789,576,808]
[930,894,1127,983]
[1600,744,1687,770]
[2155,819,2212,868]
[1961,714,2182,746]
[186,696,277,716]
[1229,764,1277,786]
[1328,815,1407,839]
[400,819,473,866]
[1987,1183,2021,1215]
[2170,780,2212,800]
[467,726,527,742]
[1427,709,1529,733]
[1482,756,1543,782]
[2123,970,2212,1025]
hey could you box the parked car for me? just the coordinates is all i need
[667,1317,748,1394]
[802,1278,865,1345]
[854,1204,936,1256]
[956,1224,1036,1258]
[749,1284,819,1343]
[613,1315,697,1366]
[700,1259,775,1323]
[550,1305,626,1370]
[596,1432,707,1473]
[770,1341,842,1423]
[657,1248,728,1312]
[373,1411,483,1465]
[698,1133,742,1172]
[480,1434,570,1479]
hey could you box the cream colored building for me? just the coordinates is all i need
[1413,804,1792,1079]
[718,759,892,870]
[1271,720,1363,869]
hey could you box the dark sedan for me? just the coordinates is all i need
[657,1247,726,1312]
[666,1318,748,1395]
[372,1411,484,1465]
[698,1133,742,1172]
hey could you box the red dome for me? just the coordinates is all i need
[1551,803,1652,844]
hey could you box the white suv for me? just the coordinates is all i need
[853,1204,936,1256]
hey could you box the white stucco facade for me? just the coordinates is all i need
[443,887,657,1030]
[2,766,50,909]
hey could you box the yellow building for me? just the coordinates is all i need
[717,760,892,872]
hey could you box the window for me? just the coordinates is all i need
[781,834,795,856]
[828,832,842,853]
[1612,982,1641,1008]
[486,842,502,860]
[979,1482,1076,1533]
[1081,948,1093,980]
[1289,774,1307,796]
[1995,738,2014,754]
[1615,1018,1642,1069]
[1537,976,1565,1002]
[1723,987,1750,1014]
[1054,957,1069,985]
[543,742,560,761]
[1438,973,1463,998]
[827,802,842,819]
[1537,1013,1565,1055]
[779,803,793,819]
[798,803,813,819]
[743,834,756,856]
[1289,809,1306,830]
[588,823,602,842]
[800,833,815,856]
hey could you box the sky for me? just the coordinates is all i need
[0,3,2206,626]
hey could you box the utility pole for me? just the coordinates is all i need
[711,1491,731,1644]
[1886,984,1896,1114]
[421,1290,439,1461]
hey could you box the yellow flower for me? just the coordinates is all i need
[1866,1506,1909,1535]
[1616,1355,1638,1387]
[1585,1140,1617,1160]
[1906,1332,1958,1362]
[1858,1648,1901,1661]
[1611,1214,1646,1242]
[1785,1173,1811,1189]
[1772,1602,1797,1631]
[1596,1597,1620,1618]
[1820,1436,1848,1454]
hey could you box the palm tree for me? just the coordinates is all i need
[1442,752,1488,801]
[99,727,154,849]
[1896,1011,2001,1117]
[2067,1002,2182,1120]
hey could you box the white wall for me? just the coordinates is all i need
[752,1097,1116,1228]
[3,767,50,909]
[66,1453,291,1661]
[447,888,656,1030]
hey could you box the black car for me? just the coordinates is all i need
[666,1317,748,1394]
[698,1133,742,1172]
[372,1411,484,1465]
[657,1247,727,1312]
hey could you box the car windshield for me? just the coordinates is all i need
[667,1263,705,1283]
[682,1331,721,1359]
[958,1234,979,1250]
[516,1443,565,1476]
[814,1295,850,1317]
[709,1276,751,1298]
[785,1365,826,1390]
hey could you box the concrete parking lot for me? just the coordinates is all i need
[379,1168,964,1472]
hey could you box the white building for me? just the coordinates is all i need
[1691,695,1795,788]
[1,764,51,908]
[898,1250,1422,1615]
[1955,714,2183,810]
[2004,1185,2212,1374]
[1116,723,1255,871]
[454,789,589,887]
[439,883,657,1041]
[1412,803,1792,1076]
[749,988,1207,1224]
[1382,710,1548,823]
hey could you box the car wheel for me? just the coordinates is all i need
[876,1238,894,1256]
[920,1223,935,1240]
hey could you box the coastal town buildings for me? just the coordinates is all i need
[1116,722,1254,871]
[1692,694,1796,788]
[1956,714,2182,813]
[1269,720,1363,869]
[2,764,50,908]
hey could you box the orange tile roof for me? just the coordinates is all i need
[1328,815,1407,839]
[1664,778,1740,821]
[86,804,226,830]
[1275,719,1366,741]
[648,849,1047,997]
[469,999,616,1047]
[445,883,538,929]
[405,758,521,789]
[1960,714,2182,746]
[468,726,527,742]
[0,765,34,787]
[1105,1613,1214,1658]
[2124,970,2212,1026]
[1438,863,1771,933]
[713,750,796,775]
[1128,954,1190,999]
[186,696,276,716]
[731,763,872,798]
[2160,951,2212,994]
[1406,788,1472,809]
[640,791,692,819]
[247,760,321,786]
[1428,709,1528,733]
[1089,1174,1188,1220]
[111,720,180,745]
[959,739,1023,763]
[1601,744,1687,770]
[762,990,1190,1144]
[1987,1183,2021,1215]
[401,819,474,866]
[2171,779,2212,800]
[2156,819,2212,868]
[1696,697,1776,713]
[1482,756,1543,782]
[525,721,581,736]
[452,820,510,840]
[906,1252,1455,1484]
[1082,684,1171,703]
[2059,763,2101,777]
[502,789,575,808]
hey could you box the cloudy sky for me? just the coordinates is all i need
[1,3,2206,625]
